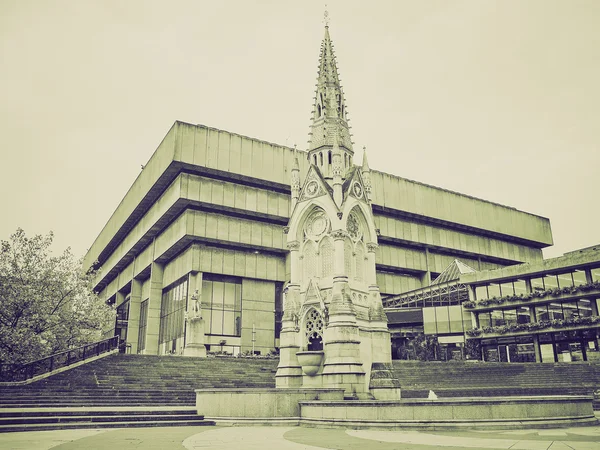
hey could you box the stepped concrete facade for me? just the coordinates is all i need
[83,22,553,359]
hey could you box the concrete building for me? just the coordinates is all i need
[83,25,553,357]
[384,246,600,363]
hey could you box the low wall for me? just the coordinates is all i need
[299,396,597,429]
[196,388,344,424]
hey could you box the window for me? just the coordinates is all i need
[159,278,188,345]
[320,238,333,277]
[531,277,545,292]
[543,275,559,290]
[578,299,593,318]
[475,285,488,301]
[562,302,579,321]
[478,311,491,328]
[535,304,549,322]
[137,299,148,353]
[573,270,588,287]
[487,283,501,299]
[548,303,564,321]
[557,272,574,288]
[513,280,527,297]
[491,310,505,327]
[202,276,242,337]
[500,282,514,297]
[319,152,323,166]
[517,306,531,324]
[503,309,517,326]
[592,267,600,283]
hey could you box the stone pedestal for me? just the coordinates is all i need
[183,317,207,357]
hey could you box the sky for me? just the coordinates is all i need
[1,0,598,261]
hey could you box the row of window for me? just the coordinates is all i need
[477,299,596,328]
[303,237,366,284]
[474,267,600,301]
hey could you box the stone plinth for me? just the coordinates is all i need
[183,317,206,357]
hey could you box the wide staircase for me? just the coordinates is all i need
[393,361,600,406]
[0,354,278,432]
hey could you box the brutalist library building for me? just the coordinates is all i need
[84,121,557,358]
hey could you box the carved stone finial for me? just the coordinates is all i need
[366,242,379,252]
[330,229,347,240]
[283,226,290,234]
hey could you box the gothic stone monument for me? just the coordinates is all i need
[274,26,400,400]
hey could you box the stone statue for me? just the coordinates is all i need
[191,289,201,319]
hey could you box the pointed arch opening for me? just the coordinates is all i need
[303,240,318,283]
[305,308,324,351]
[319,152,324,166]
[328,150,332,165]
[319,237,333,278]
[354,242,365,282]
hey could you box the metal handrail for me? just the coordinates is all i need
[0,335,120,382]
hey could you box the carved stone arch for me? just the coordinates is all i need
[319,236,334,278]
[288,200,335,244]
[344,203,377,244]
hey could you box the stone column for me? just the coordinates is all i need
[143,261,163,355]
[365,242,400,400]
[322,230,366,397]
[276,241,303,387]
[127,278,142,354]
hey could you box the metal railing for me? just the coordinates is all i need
[0,335,120,383]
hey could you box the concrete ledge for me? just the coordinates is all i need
[298,395,597,430]
[195,388,345,419]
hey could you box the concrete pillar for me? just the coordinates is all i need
[532,335,541,362]
[143,261,164,355]
[127,279,142,354]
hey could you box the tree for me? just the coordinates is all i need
[0,229,115,365]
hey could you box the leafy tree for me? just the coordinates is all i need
[0,229,115,365]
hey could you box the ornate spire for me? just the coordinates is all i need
[362,146,372,202]
[307,22,353,178]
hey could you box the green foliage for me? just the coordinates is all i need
[0,229,115,365]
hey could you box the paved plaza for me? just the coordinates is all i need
[1,423,600,450]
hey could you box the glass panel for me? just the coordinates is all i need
[234,284,242,310]
[543,275,559,290]
[517,306,531,324]
[504,309,517,326]
[422,307,437,334]
[448,305,463,333]
[211,282,224,309]
[478,312,491,328]
[475,285,488,301]
[487,283,501,299]
[223,283,236,310]
[540,344,555,363]
[570,342,584,362]
[562,302,579,321]
[592,267,600,283]
[548,303,564,321]
[572,270,588,287]
[500,282,514,297]
[513,280,528,297]
[535,304,549,322]
[435,306,450,334]
[531,277,545,293]
[578,299,593,318]
[556,342,572,362]
[211,308,223,335]
[222,310,236,336]
[557,272,574,289]
[491,310,505,327]
[538,332,553,343]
